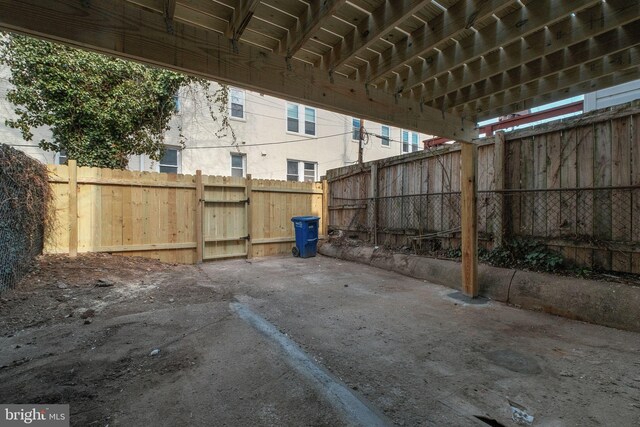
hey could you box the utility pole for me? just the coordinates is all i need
[358,118,365,164]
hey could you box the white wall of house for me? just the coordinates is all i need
[4,56,640,180]
[167,83,426,180]
[1,74,429,180]
[584,80,640,112]
[0,67,56,164]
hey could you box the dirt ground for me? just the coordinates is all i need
[1,254,639,426]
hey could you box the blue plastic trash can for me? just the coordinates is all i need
[291,216,320,258]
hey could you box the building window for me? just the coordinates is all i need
[287,160,317,182]
[173,93,181,113]
[402,130,420,153]
[286,103,316,136]
[57,150,68,165]
[231,153,245,177]
[381,125,390,147]
[304,107,316,135]
[352,118,361,140]
[287,104,299,133]
[287,160,298,181]
[230,88,245,119]
[402,130,409,153]
[303,162,316,182]
[159,147,179,174]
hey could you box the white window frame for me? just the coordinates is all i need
[352,118,361,141]
[230,152,246,177]
[158,146,181,174]
[381,125,390,147]
[412,132,420,152]
[56,150,68,165]
[229,87,245,120]
[286,103,316,136]
[401,130,420,154]
[287,160,318,182]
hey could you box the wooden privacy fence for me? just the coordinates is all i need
[327,102,640,274]
[46,163,327,263]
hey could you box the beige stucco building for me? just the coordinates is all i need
[0,66,57,164]
[1,71,429,180]
[132,83,430,180]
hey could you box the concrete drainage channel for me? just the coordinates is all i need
[230,301,391,427]
[318,242,640,333]
[231,299,535,426]
[231,300,530,427]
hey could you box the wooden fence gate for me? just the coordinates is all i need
[201,175,251,260]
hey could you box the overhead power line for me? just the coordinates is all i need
[183,131,352,149]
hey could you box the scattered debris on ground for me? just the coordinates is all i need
[1,253,638,426]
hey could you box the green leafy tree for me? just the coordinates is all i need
[0,33,232,169]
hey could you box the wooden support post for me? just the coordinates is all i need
[369,163,378,245]
[195,170,203,263]
[493,132,506,248]
[322,178,329,238]
[246,174,253,259]
[461,143,478,297]
[68,159,78,257]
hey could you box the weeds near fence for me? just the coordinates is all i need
[438,239,564,273]
[0,144,54,291]
[482,239,564,272]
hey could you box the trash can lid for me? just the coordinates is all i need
[291,216,320,222]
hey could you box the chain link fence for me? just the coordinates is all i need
[0,144,53,292]
[338,193,498,235]
[500,187,640,242]
[330,186,640,270]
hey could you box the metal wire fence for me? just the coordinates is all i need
[0,144,52,292]
[335,192,496,238]
[330,186,640,269]
[501,187,640,242]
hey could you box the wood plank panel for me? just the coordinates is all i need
[99,168,113,249]
[632,113,640,243]
[476,145,487,235]
[611,116,632,272]
[68,160,78,257]
[593,120,612,270]
[560,127,578,244]
[519,137,535,236]
[44,165,70,254]
[505,139,521,236]
[546,132,562,237]
[532,135,547,236]
[492,134,505,247]
[576,124,595,267]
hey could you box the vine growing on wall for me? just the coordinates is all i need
[0,33,235,169]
